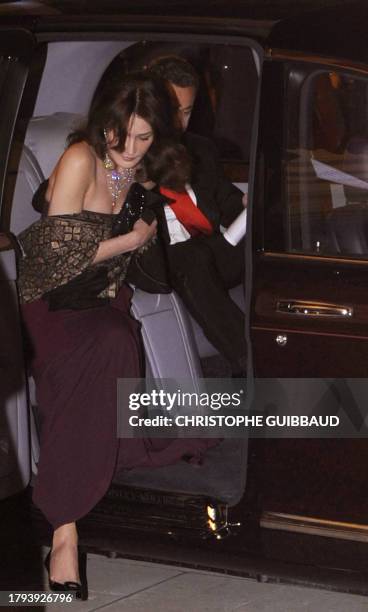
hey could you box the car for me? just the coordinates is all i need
[1,0,368,596]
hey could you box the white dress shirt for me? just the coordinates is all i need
[163,184,198,245]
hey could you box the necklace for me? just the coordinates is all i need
[104,153,136,208]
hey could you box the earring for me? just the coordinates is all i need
[103,151,114,170]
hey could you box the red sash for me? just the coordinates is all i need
[160,187,213,236]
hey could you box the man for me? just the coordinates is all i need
[148,56,247,376]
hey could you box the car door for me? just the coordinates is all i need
[250,48,368,528]
[0,28,37,500]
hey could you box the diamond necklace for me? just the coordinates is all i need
[104,153,136,209]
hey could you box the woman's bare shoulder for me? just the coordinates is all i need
[47,142,97,215]
[54,142,96,177]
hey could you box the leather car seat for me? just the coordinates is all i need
[9,144,44,234]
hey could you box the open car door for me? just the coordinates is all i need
[0,29,36,500]
[250,27,368,532]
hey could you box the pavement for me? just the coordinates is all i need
[13,548,368,612]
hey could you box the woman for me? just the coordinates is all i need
[18,73,217,598]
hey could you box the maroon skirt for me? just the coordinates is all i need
[22,285,217,529]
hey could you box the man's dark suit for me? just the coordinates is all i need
[182,132,244,229]
[164,131,246,373]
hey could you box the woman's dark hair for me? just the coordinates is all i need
[68,72,190,191]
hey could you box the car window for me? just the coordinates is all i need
[283,69,368,258]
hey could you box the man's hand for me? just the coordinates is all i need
[242,193,248,208]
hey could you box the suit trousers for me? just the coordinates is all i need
[167,232,246,371]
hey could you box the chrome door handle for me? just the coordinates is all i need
[276,300,353,318]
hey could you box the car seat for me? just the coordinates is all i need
[327,136,368,255]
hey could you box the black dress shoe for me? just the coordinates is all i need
[44,549,88,601]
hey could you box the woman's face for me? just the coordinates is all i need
[107,114,154,169]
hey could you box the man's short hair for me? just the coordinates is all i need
[148,55,199,90]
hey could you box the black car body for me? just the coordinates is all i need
[1,0,368,596]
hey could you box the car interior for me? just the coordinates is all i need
[1,37,259,524]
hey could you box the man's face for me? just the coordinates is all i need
[170,83,197,131]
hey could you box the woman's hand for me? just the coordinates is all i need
[93,218,157,263]
[132,218,157,249]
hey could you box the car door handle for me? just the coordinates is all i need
[276,300,353,318]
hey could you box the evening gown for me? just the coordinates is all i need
[18,209,218,529]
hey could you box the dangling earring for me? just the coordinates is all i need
[104,152,114,170]
[103,128,114,170]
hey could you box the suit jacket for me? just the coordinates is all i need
[182,131,244,231]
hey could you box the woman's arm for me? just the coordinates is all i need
[46,143,157,263]
[93,218,157,263]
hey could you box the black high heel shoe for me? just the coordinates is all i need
[44,549,88,601]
